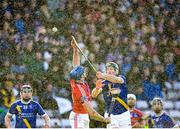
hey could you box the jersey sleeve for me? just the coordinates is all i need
[164,114,175,128]
[119,75,126,84]
[8,103,17,116]
[37,103,46,116]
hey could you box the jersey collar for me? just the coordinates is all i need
[21,98,32,104]
[153,111,165,117]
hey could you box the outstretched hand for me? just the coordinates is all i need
[96,71,105,79]
[71,40,77,50]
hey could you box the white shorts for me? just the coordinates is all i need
[69,111,89,129]
[105,111,132,129]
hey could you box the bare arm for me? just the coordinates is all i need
[42,114,50,128]
[71,40,80,67]
[5,114,11,128]
[91,79,104,98]
[91,88,102,98]
[96,72,124,84]
[82,101,110,123]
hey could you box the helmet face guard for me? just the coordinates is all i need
[21,85,33,93]
[106,62,119,75]
[69,66,85,80]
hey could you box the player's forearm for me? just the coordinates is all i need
[73,49,80,67]
[90,111,107,123]
[5,115,11,128]
[91,88,101,98]
[82,101,107,123]
[102,74,124,84]
[43,114,50,127]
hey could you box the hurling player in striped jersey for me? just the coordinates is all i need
[5,85,50,128]
[148,97,179,128]
[69,40,110,129]
[127,94,145,128]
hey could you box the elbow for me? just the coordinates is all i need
[117,77,124,84]
[91,93,97,98]
[120,77,125,83]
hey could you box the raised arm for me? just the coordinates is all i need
[71,40,80,67]
[96,71,124,84]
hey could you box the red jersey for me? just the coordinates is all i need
[70,79,91,114]
[130,108,143,126]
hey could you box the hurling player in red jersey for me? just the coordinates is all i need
[127,94,145,128]
[69,40,110,129]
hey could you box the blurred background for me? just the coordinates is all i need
[0,0,179,128]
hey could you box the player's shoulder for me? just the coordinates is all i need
[162,112,173,119]
[70,79,75,83]
[31,100,40,105]
[70,79,77,88]
[133,108,143,114]
[13,99,21,105]
[9,100,21,107]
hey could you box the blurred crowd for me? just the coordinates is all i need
[0,0,179,128]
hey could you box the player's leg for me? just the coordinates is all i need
[69,111,78,129]
[69,111,89,129]
[110,111,132,129]
[77,114,89,129]
[104,112,111,129]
